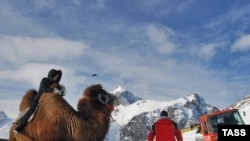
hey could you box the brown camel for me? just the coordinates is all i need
[9,84,116,141]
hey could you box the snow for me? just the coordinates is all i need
[110,85,125,94]
[105,122,121,141]
[113,99,175,126]
[0,111,13,139]
[0,121,12,139]
[183,129,203,141]
[0,100,19,119]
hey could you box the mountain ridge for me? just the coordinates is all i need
[108,86,249,141]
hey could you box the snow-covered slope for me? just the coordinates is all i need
[0,111,12,139]
[229,95,250,124]
[108,87,218,141]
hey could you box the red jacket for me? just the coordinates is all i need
[147,117,183,141]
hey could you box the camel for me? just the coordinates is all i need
[9,84,116,141]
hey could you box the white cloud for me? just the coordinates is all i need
[145,25,176,54]
[33,0,56,11]
[136,0,193,16]
[72,0,82,6]
[231,34,250,52]
[199,44,216,60]
[0,36,88,64]
[0,62,87,107]
[0,63,81,87]
[0,0,249,111]
[205,3,250,29]
[176,0,194,13]
[91,0,107,10]
[137,0,163,10]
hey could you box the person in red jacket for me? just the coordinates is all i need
[147,110,183,141]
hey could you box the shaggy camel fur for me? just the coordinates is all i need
[9,84,116,141]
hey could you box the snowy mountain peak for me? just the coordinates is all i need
[0,111,7,120]
[0,111,12,128]
[181,93,218,111]
[110,85,125,94]
[0,111,7,123]
[118,91,142,105]
[114,92,219,141]
[110,85,142,105]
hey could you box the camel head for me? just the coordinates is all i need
[77,84,117,115]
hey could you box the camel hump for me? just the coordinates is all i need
[19,89,38,111]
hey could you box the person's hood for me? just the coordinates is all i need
[47,69,62,82]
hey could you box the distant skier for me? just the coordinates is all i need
[147,110,183,141]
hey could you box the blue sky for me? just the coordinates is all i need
[1,0,250,110]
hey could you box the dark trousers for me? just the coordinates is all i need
[15,92,42,131]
